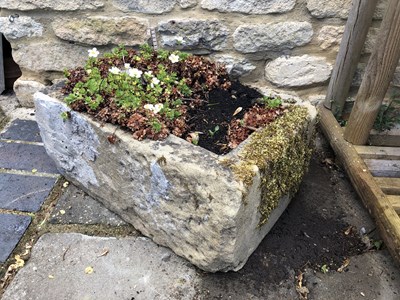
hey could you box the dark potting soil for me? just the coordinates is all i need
[187,81,262,154]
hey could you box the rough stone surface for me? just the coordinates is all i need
[52,16,150,46]
[307,0,351,19]
[213,55,256,79]
[0,213,31,263]
[0,173,56,212]
[14,79,46,108]
[0,17,43,40]
[317,25,345,51]
[0,119,41,142]
[0,0,104,11]
[265,55,333,87]
[50,184,127,226]
[158,19,229,53]
[34,90,316,272]
[179,0,197,8]
[201,0,296,14]
[0,142,59,174]
[233,22,313,53]
[2,233,200,299]
[112,0,176,14]
[13,43,95,72]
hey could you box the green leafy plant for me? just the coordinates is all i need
[373,96,400,132]
[260,96,282,109]
[62,44,231,141]
[208,125,220,137]
[60,111,71,121]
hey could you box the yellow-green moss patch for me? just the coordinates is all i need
[231,106,313,226]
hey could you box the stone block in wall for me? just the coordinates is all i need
[352,63,400,88]
[14,78,46,108]
[233,22,313,54]
[52,17,150,46]
[317,25,345,51]
[0,17,43,40]
[112,0,175,14]
[13,42,96,73]
[212,55,256,79]
[0,0,104,11]
[201,0,295,14]
[179,0,197,9]
[265,55,332,88]
[307,0,387,19]
[307,0,351,19]
[158,20,228,54]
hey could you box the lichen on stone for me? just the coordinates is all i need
[231,105,313,226]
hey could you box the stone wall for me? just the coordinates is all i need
[0,0,396,107]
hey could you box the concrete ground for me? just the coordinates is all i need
[1,91,400,300]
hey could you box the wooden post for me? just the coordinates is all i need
[324,0,378,117]
[0,34,4,94]
[344,0,400,145]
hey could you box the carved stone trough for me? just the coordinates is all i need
[34,85,317,272]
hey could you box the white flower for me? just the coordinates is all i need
[124,63,131,69]
[144,104,154,111]
[144,103,163,114]
[150,77,160,87]
[168,53,180,63]
[128,68,143,79]
[176,36,184,44]
[144,71,153,77]
[153,103,163,114]
[109,66,121,75]
[88,47,99,58]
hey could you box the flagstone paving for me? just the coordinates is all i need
[0,119,59,263]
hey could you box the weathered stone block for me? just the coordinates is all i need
[52,16,150,46]
[233,22,313,53]
[34,87,316,272]
[14,78,46,108]
[0,17,43,40]
[112,0,175,14]
[201,0,295,14]
[13,43,96,72]
[0,0,104,11]
[179,0,197,8]
[212,55,256,79]
[307,0,351,19]
[265,55,332,87]
[317,25,345,51]
[158,19,228,53]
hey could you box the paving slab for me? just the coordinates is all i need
[0,119,42,143]
[0,213,31,263]
[2,233,201,300]
[304,251,400,300]
[0,141,58,174]
[49,184,127,226]
[0,173,57,212]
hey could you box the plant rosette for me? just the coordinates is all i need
[34,45,317,272]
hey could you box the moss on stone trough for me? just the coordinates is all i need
[231,106,313,226]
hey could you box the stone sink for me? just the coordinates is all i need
[34,86,317,272]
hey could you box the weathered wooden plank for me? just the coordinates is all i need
[354,145,400,160]
[324,0,378,117]
[318,104,400,265]
[375,177,400,195]
[387,195,400,213]
[364,159,400,177]
[344,0,400,144]
[369,129,400,147]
